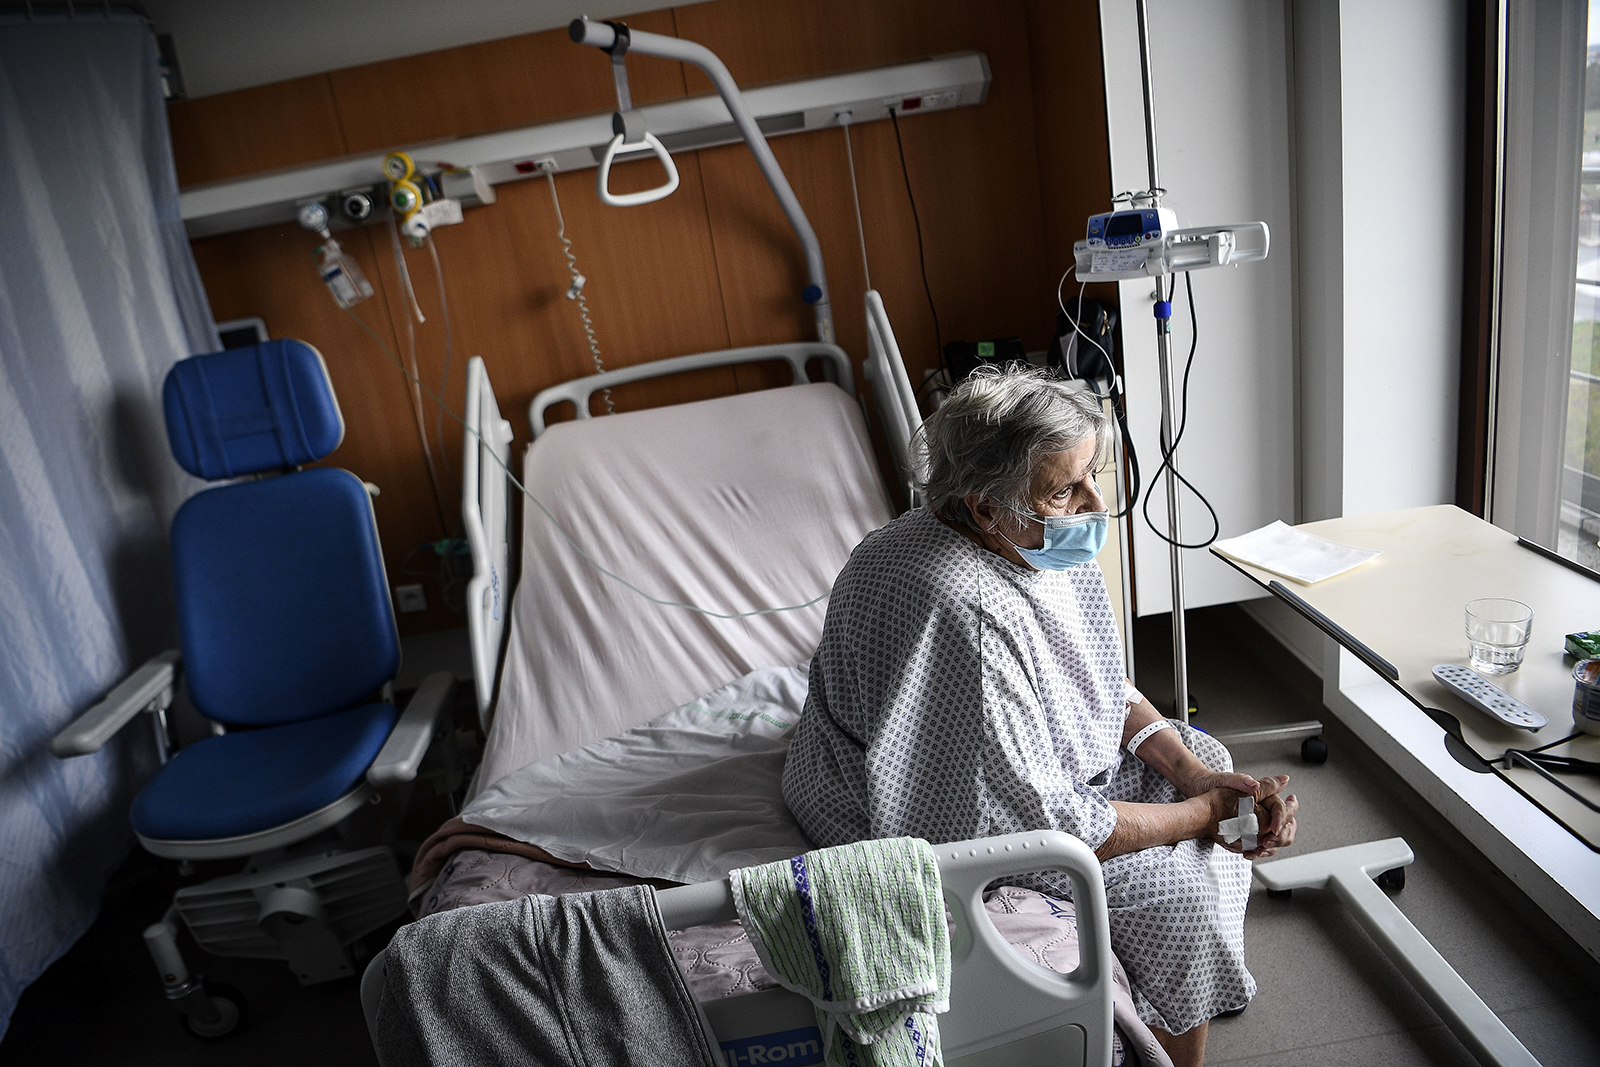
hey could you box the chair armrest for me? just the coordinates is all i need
[51,650,181,758]
[367,672,456,787]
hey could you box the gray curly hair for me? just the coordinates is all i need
[915,363,1111,529]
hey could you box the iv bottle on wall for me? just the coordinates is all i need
[317,239,374,308]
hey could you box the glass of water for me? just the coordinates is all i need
[1465,598,1534,675]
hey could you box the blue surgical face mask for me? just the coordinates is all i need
[996,509,1109,570]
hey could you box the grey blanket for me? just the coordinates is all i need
[419,851,1173,1067]
[375,884,721,1067]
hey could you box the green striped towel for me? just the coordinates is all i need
[730,837,949,1067]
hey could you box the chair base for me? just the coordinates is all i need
[138,785,376,861]
[171,845,408,985]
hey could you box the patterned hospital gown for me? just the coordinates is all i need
[782,507,1255,1034]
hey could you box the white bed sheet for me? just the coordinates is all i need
[465,664,813,884]
[474,382,894,793]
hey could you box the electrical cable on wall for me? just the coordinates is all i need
[340,306,830,619]
[543,164,614,415]
[889,107,951,396]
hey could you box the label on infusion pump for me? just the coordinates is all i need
[1091,248,1148,275]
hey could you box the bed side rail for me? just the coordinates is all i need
[862,289,923,509]
[462,356,515,731]
[656,830,1114,1067]
[528,342,853,437]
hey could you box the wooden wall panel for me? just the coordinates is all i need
[679,0,1055,371]
[372,152,737,480]
[1026,0,1118,311]
[325,11,690,156]
[172,0,1108,634]
[169,75,348,187]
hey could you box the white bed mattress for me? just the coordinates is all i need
[473,382,894,793]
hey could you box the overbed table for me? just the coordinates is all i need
[1211,505,1600,956]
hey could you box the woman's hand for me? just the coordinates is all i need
[1177,766,1259,801]
[1247,775,1298,859]
[1202,775,1299,859]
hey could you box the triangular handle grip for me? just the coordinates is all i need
[596,131,680,207]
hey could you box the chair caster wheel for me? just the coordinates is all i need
[1266,888,1292,901]
[1376,867,1406,893]
[179,983,246,1040]
[1301,736,1328,764]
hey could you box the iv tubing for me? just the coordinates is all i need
[426,233,460,499]
[387,213,452,535]
[570,18,835,346]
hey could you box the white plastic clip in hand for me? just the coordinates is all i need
[1218,796,1259,852]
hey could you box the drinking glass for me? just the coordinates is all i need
[1465,598,1533,675]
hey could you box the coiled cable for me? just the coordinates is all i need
[544,167,613,414]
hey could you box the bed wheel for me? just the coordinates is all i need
[1266,888,1292,901]
[1301,736,1328,764]
[179,983,246,1040]
[1376,867,1406,893]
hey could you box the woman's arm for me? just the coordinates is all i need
[1120,693,1257,799]
[1096,791,1230,861]
[1115,689,1301,859]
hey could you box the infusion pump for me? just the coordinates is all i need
[1074,206,1269,283]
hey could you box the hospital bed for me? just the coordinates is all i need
[364,330,1144,1065]
[363,17,1139,1061]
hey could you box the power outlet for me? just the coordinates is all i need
[394,584,427,614]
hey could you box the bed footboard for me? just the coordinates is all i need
[462,356,515,730]
[659,830,1114,1067]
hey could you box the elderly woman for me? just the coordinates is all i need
[782,364,1298,1067]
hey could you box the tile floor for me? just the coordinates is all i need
[4,613,1597,1066]
[1133,606,1600,1066]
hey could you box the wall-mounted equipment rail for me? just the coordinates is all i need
[179,51,990,239]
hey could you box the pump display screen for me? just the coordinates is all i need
[1105,213,1147,239]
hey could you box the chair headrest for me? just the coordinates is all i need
[163,340,345,479]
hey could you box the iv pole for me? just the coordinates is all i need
[1134,0,1191,723]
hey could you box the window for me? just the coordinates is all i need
[1485,0,1591,562]
[1565,14,1600,568]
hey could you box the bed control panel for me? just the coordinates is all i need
[1431,663,1548,731]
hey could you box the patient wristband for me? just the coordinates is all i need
[1126,719,1176,758]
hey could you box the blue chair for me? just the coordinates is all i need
[51,340,455,1039]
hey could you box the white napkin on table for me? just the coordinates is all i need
[1212,520,1379,585]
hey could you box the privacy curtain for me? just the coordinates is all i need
[0,12,218,1037]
